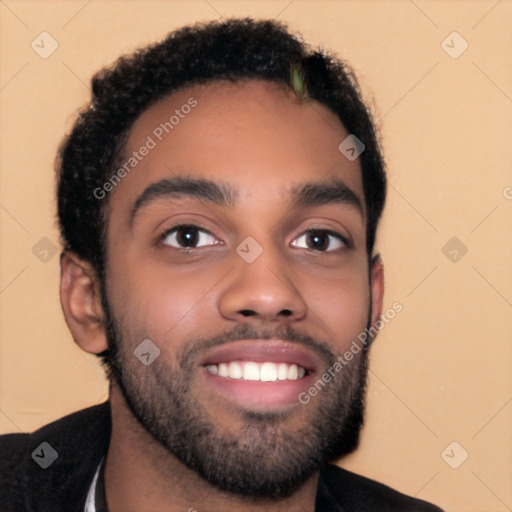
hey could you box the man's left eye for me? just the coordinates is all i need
[291,229,347,252]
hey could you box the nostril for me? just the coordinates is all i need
[280,309,293,317]
[239,309,257,317]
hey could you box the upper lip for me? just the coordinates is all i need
[200,339,318,372]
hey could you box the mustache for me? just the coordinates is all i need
[175,323,336,371]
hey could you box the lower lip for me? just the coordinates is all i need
[202,367,315,409]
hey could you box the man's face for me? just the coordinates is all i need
[102,79,378,497]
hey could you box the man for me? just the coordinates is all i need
[0,18,443,512]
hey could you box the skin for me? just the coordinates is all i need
[60,79,384,512]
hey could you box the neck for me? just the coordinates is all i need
[104,381,319,512]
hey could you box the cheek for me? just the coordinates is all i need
[108,259,221,347]
[306,268,370,351]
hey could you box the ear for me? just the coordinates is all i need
[59,251,108,354]
[370,254,385,328]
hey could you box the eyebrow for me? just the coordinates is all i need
[129,175,363,226]
[130,176,237,226]
[289,179,363,213]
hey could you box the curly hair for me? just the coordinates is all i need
[56,17,386,283]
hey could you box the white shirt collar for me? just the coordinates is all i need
[84,458,104,512]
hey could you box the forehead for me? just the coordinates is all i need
[109,79,364,215]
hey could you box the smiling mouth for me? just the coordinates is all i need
[205,361,308,381]
[198,338,319,409]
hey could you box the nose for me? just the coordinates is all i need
[217,239,308,324]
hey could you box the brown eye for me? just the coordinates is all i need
[162,225,219,249]
[307,231,330,251]
[291,229,346,252]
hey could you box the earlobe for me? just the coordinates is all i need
[370,254,385,329]
[59,251,108,354]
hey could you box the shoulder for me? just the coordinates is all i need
[320,464,444,512]
[0,401,111,512]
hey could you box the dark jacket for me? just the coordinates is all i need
[0,402,443,511]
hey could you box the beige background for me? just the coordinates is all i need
[1,1,511,510]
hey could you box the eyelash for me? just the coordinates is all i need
[157,223,351,252]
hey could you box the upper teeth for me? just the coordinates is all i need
[206,361,307,381]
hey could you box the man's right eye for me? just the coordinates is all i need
[160,224,220,249]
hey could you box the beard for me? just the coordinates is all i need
[100,289,371,499]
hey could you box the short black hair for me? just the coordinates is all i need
[56,17,386,282]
